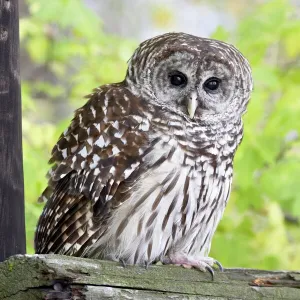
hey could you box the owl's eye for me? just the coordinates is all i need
[169,71,187,87]
[203,77,221,93]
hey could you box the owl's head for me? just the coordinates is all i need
[126,32,253,124]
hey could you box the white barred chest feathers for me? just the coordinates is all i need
[85,128,236,264]
[34,32,252,273]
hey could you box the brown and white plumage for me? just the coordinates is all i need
[35,32,252,273]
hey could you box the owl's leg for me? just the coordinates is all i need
[161,253,223,279]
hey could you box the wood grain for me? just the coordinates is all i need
[0,0,25,262]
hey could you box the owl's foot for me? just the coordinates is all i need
[161,253,223,280]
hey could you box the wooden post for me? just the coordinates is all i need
[0,0,25,261]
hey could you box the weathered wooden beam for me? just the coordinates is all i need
[0,255,300,299]
[0,0,25,262]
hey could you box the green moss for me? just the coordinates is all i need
[7,261,14,272]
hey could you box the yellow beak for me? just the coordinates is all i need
[187,92,198,119]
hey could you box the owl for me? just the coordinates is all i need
[35,32,253,277]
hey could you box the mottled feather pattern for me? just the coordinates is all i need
[35,32,252,269]
[35,84,150,253]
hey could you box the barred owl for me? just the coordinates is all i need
[35,32,253,276]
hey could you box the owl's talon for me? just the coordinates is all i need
[215,260,223,272]
[205,265,214,280]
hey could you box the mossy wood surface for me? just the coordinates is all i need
[0,255,300,299]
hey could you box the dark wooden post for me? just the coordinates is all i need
[0,0,25,261]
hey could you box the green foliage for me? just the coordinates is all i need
[22,0,300,270]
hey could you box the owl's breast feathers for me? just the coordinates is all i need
[35,83,242,262]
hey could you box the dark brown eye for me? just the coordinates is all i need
[169,71,187,87]
[203,77,221,92]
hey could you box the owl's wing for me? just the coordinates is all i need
[35,83,150,255]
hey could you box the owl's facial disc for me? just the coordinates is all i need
[127,33,253,124]
[148,52,233,121]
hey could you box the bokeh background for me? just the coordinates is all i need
[21,0,300,270]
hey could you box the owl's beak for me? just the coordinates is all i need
[187,92,198,119]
